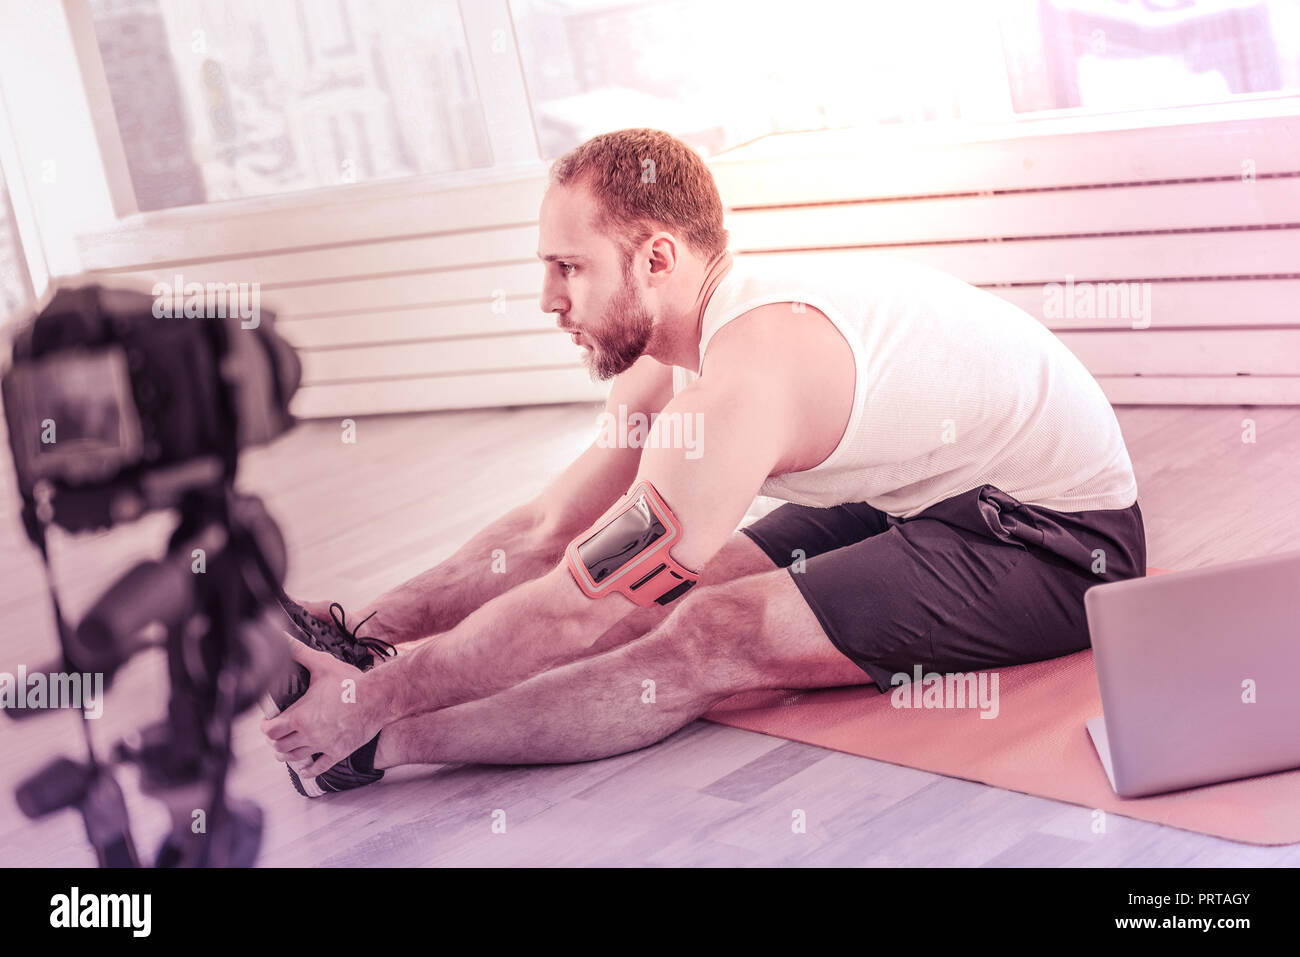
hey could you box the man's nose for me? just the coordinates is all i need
[541,274,568,317]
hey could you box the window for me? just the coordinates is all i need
[76,0,1300,214]
[511,0,1300,159]
[1007,0,1300,113]
[88,0,493,210]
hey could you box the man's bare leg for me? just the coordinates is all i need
[371,562,871,768]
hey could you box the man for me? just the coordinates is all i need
[262,128,1145,796]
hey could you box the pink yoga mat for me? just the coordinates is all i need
[703,568,1300,845]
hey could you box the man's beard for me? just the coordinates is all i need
[583,279,654,381]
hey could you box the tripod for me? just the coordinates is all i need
[12,483,291,867]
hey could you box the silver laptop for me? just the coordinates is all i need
[1083,549,1300,798]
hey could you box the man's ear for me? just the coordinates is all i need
[645,234,678,285]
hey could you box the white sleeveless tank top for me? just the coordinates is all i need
[672,252,1137,519]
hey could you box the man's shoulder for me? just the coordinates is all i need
[694,299,857,474]
[703,300,842,381]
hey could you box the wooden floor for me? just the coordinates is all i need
[1,402,1298,867]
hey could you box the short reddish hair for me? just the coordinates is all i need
[549,128,729,263]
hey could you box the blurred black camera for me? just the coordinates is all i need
[3,282,298,529]
[2,281,302,867]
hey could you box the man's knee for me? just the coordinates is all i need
[663,566,863,693]
[662,574,768,693]
[697,530,776,586]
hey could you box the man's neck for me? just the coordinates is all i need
[682,250,733,372]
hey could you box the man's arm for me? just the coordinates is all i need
[367,327,797,718]
[331,356,674,643]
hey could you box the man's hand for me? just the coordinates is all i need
[260,639,388,780]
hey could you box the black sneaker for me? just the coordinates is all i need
[261,594,396,718]
[261,593,396,798]
[287,732,384,799]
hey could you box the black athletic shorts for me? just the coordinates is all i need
[739,484,1146,689]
